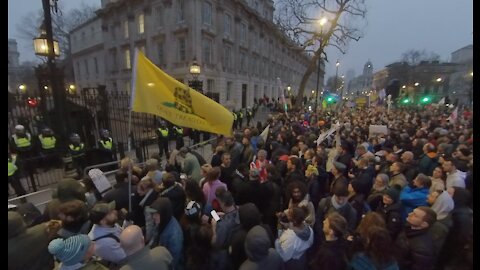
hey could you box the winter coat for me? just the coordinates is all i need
[389,173,408,189]
[310,237,349,270]
[393,227,435,270]
[376,202,404,241]
[202,179,228,213]
[88,224,126,264]
[103,182,135,211]
[348,252,399,270]
[315,196,358,243]
[399,186,429,219]
[275,225,314,269]
[8,212,54,270]
[183,153,202,183]
[120,246,172,270]
[239,225,283,270]
[418,152,439,176]
[150,218,184,269]
[159,183,187,221]
[285,195,316,227]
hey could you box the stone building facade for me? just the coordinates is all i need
[70,0,318,109]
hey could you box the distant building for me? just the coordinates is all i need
[8,39,21,93]
[449,44,473,107]
[372,60,458,103]
[70,0,318,109]
[347,60,373,95]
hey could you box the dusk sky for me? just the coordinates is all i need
[9,0,472,80]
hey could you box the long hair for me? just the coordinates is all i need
[365,226,396,267]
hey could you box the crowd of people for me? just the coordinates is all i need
[8,103,473,270]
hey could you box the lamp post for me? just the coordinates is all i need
[34,0,68,144]
[189,58,202,93]
[334,60,340,93]
[314,17,327,114]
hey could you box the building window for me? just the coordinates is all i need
[124,48,131,69]
[224,14,231,36]
[207,79,215,92]
[125,81,131,93]
[138,13,145,33]
[226,81,232,100]
[110,25,116,40]
[223,46,231,69]
[94,57,99,75]
[155,6,163,26]
[178,38,186,61]
[202,38,212,65]
[177,0,185,22]
[157,41,165,65]
[124,21,129,38]
[76,61,81,78]
[84,59,89,77]
[111,49,118,70]
[239,52,246,72]
[202,1,212,26]
[240,23,246,43]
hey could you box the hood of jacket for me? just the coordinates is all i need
[245,225,271,262]
[8,211,27,239]
[239,203,261,231]
[293,224,311,241]
[431,191,454,220]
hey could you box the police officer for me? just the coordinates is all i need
[238,109,244,129]
[98,129,115,165]
[8,152,27,198]
[173,125,185,149]
[10,125,35,177]
[156,121,170,159]
[246,107,253,127]
[232,110,238,130]
[69,133,86,177]
[38,127,60,170]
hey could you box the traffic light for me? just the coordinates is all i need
[26,97,38,108]
[420,96,432,104]
[401,98,410,104]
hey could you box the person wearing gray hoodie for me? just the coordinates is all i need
[427,190,454,263]
[240,225,283,270]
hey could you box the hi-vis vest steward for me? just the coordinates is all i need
[239,112,244,118]
[8,159,17,176]
[100,138,113,150]
[233,112,237,121]
[174,127,183,135]
[69,143,85,157]
[39,134,56,149]
[158,128,169,137]
[12,134,31,148]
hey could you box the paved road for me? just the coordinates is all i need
[8,106,271,212]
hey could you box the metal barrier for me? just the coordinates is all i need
[8,136,218,213]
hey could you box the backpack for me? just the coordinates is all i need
[92,233,120,243]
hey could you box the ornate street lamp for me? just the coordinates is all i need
[33,22,60,57]
[189,58,202,93]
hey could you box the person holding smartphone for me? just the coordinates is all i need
[210,188,240,250]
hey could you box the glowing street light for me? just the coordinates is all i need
[414,82,420,86]
[402,85,406,89]
[319,17,328,26]
[436,78,442,82]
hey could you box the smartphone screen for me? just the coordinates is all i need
[210,210,220,221]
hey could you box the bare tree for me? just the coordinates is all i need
[401,49,441,65]
[275,0,367,108]
[16,2,98,59]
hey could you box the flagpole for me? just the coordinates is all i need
[127,49,139,213]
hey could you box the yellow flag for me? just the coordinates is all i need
[130,51,233,136]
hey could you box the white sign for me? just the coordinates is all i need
[369,125,389,137]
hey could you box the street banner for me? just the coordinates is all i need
[369,125,389,137]
[259,124,270,143]
[130,50,233,136]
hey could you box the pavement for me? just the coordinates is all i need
[8,106,271,213]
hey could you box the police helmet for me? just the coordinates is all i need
[100,129,110,138]
[14,125,25,132]
[70,133,81,143]
[42,127,53,135]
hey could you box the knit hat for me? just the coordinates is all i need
[48,235,92,266]
[184,200,201,217]
[383,187,400,203]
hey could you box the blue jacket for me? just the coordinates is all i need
[157,218,184,269]
[349,252,399,270]
[400,186,429,220]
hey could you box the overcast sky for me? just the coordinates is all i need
[9,0,472,79]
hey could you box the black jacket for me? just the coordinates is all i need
[376,202,404,241]
[394,227,435,270]
[310,238,348,270]
[103,182,135,211]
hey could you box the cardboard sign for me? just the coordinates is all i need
[369,125,389,137]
